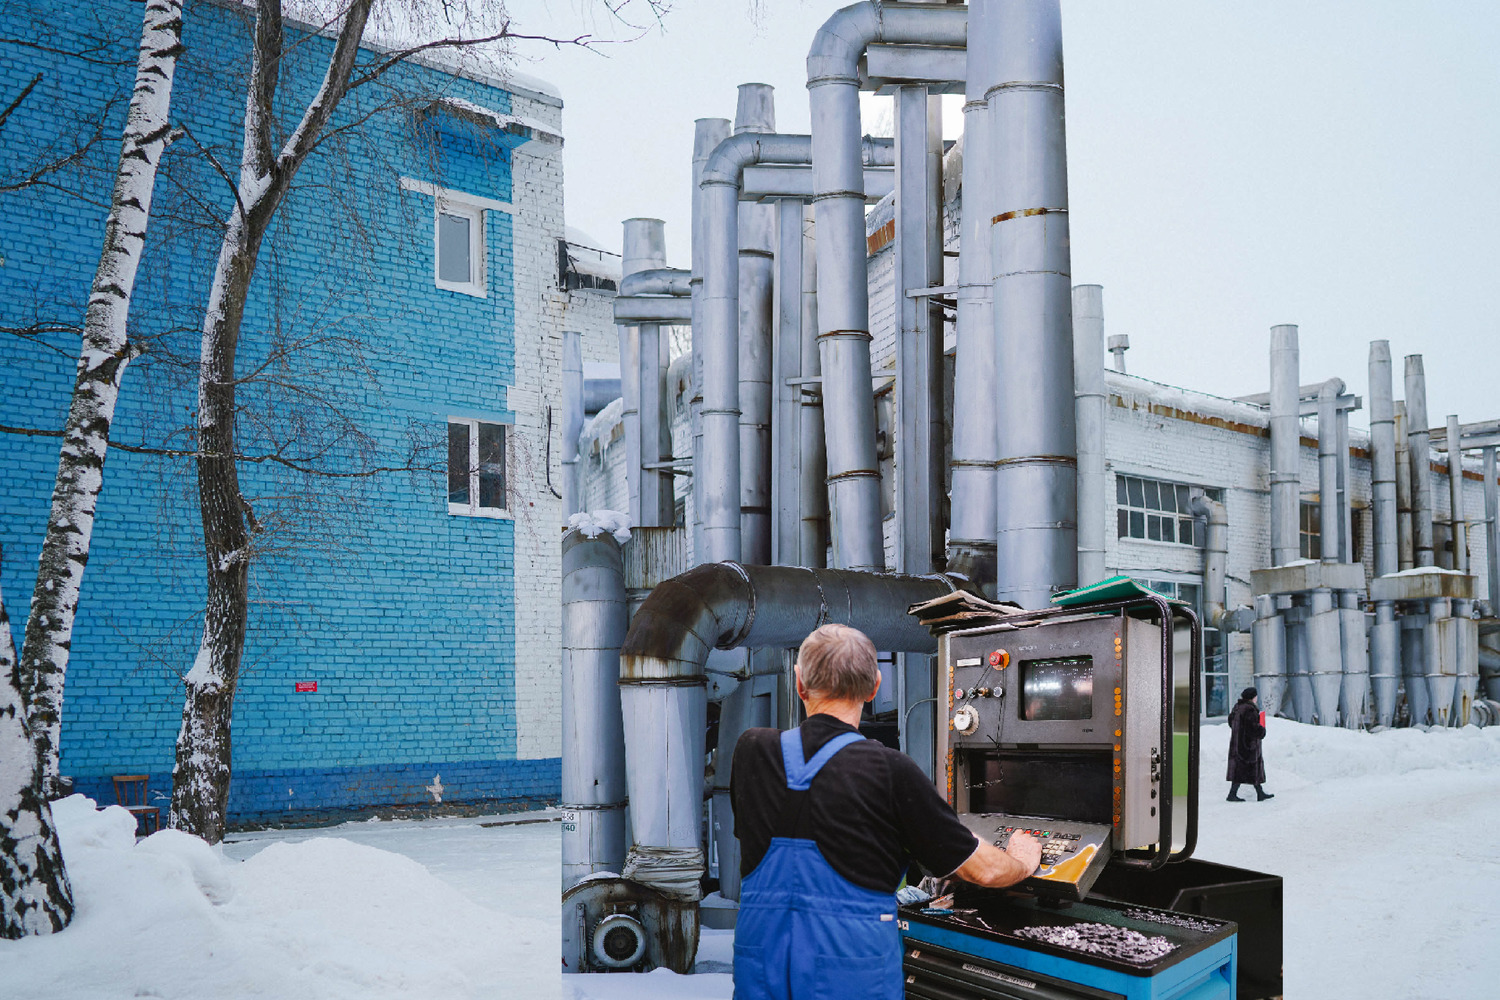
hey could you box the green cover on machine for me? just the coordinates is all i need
[1050,574,1158,606]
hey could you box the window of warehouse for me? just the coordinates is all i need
[1300,502,1321,559]
[435,201,485,296]
[448,419,508,516]
[1115,475,1218,546]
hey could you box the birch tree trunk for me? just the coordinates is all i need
[17,0,184,794]
[1,547,75,938]
[170,0,373,843]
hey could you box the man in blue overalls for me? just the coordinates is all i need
[730,624,1042,1000]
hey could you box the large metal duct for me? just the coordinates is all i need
[561,331,584,520]
[1317,379,1345,563]
[1269,325,1301,568]
[736,84,778,566]
[772,198,806,568]
[560,529,629,890]
[808,0,967,572]
[1190,495,1227,626]
[1406,355,1435,568]
[798,205,829,568]
[1368,341,1400,726]
[620,268,691,298]
[948,49,997,587]
[619,219,669,526]
[1395,400,1414,570]
[618,563,957,953]
[1445,414,1478,725]
[1486,445,1499,618]
[1251,595,1287,719]
[1074,285,1107,587]
[1446,415,1468,574]
[986,0,1077,608]
[691,118,733,563]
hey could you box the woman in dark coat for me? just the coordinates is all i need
[1226,687,1273,802]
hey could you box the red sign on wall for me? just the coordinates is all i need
[295,681,318,693]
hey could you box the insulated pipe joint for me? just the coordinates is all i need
[620,268,692,298]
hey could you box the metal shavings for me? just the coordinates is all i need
[1013,922,1177,963]
[1122,908,1220,935]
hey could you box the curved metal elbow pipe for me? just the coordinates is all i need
[620,268,691,298]
[807,2,968,86]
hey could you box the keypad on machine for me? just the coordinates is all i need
[991,826,1082,866]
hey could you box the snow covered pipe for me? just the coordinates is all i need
[560,528,629,890]
[986,0,1077,608]
[561,331,583,520]
[618,219,668,526]
[1189,495,1227,626]
[617,564,957,913]
[808,0,967,572]
[1395,401,1414,570]
[1074,284,1107,588]
[1368,340,1400,726]
[1317,379,1345,563]
[799,204,829,568]
[692,118,733,563]
[701,128,895,565]
[948,42,997,587]
[1269,324,1301,568]
[736,84,778,567]
[1405,355,1434,568]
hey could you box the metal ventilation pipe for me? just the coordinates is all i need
[692,118,733,563]
[1486,445,1499,620]
[561,528,629,890]
[1317,379,1345,562]
[619,219,669,526]
[1108,334,1129,373]
[1190,495,1227,625]
[1368,340,1400,726]
[808,0,967,572]
[1074,284,1107,587]
[620,269,691,298]
[1252,594,1287,718]
[561,331,584,520]
[1269,325,1301,568]
[799,206,829,569]
[948,44,997,587]
[1406,355,1435,568]
[1395,400,1414,570]
[987,0,1077,608]
[1445,414,1478,726]
[618,563,957,945]
[735,84,778,566]
[1446,415,1468,575]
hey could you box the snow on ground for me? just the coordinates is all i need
[565,720,1500,1000]
[0,803,561,1000]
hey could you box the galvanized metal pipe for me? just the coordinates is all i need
[1406,355,1435,567]
[1269,325,1301,568]
[1074,284,1107,587]
[1252,594,1287,718]
[1318,379,1344,562]
[986,0,1077,608]
[1447,414,1468,574]
[1190,495,1227,625]
[736,85,778,566]
[561,331,583,520]
[1395,401,1414,570]
[1486,446,1499,612]
[1368,340,1400,726]
[947,56,997,585]
[799,205,830,569]
[620,219,669,526]
[692,118,733,563]
[620,268,692,297]
[808,0,967,572]
[772,197,806,568]
[560,529,629,889]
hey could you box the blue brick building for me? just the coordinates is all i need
[0,0,617,822]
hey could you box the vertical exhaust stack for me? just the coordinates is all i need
[1394,401,1415,570]
[1073,285,1108,588]
[948,31,997,588]
[620,219,670,526]
[1406,356,1435,569]
[1108,334,1129,373]
[798,205,829,569]
[1446,414,1479,725]
[1269,325,1301,568]
[987,0,1078,607]
[1311,380,1344,727]
[1368,341,1401,726]
[807,0,966,572]
[560,529,629,890]
[561,331,584,521]
[735,84,778,566]
[691,118,733,563]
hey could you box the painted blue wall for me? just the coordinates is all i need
[0,0,557,821]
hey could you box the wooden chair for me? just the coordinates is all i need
[111,774,161,836]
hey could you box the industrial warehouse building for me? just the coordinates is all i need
[0,0,617,820]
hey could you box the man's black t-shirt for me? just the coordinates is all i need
[729,713,980,894]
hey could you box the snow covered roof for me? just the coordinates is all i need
[563,228,622,285]
[427,97,561,144]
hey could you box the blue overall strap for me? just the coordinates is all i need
[779,727,865,791]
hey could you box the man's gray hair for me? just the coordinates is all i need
[797,624,879,701]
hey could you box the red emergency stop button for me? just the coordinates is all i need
[988,649,1010,668]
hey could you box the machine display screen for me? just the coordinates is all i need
[1020,656,1095,721]
[966,751,1113,823]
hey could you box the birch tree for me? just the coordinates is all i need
[0,547,74,939]
[169,0,666,843]
[14,0,184,795]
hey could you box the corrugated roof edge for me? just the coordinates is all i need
[201,0,563,109]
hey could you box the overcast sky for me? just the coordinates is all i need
[503,1,1500,432]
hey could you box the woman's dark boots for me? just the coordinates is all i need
[1227,783,1245,802]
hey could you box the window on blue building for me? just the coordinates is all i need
[448,418,508,516]
[435,201,485,296]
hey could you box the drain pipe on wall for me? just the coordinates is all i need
[808,0,967,572]
[618,563,957,965]
[986,0,1077,608]
[1074,284,1107,588]
[560,528,630,890]
[1368,341,1401,727]
[561,331,584,520]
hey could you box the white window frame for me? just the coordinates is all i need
[433,199,486,297]
[447,417,511,519]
